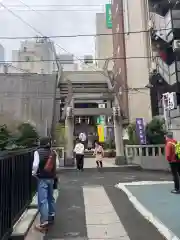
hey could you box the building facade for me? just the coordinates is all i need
[95,13,113,69]
[112,0,152,124]
[12,37,57,74]
[58,54,78,71]
[0,64,24,73]
[149,0,180,138]
[0,44,4,62]
[0,74,57,136]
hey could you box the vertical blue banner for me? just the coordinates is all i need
[136,118,146,145]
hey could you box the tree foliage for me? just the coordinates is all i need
[54,123,66,147]
[127,123,139,144]
[146,117,165,144]
[0,122,39,151]
[0,125,10,150]
[16,123,39,147]
[127,117,166,145]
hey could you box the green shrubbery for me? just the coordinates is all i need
[0,122,39,151]
[127,117,166,145]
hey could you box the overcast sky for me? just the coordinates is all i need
[0,0,110,60]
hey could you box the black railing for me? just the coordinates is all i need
[0,149,36,240]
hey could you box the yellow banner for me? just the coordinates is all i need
[97,125,105,142]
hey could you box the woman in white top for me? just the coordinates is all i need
[74,139,85,171]
[94,142,104,168]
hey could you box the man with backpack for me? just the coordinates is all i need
[165,132,180,194]
[32,137,57,232]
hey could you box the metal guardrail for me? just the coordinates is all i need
[0,149,36,240]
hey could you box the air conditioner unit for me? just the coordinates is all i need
[173,40,180,52]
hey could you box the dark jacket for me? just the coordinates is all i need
[37,146,56,179]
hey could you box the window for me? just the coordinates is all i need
[117,45,120,54]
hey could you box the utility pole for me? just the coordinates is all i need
[103,59,125,165]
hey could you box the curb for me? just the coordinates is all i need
[9,209,38,240]
[9,190,59,240]
[57,165,141,173]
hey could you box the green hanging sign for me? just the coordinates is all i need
[106,4,112,29]
[97,116,105,125]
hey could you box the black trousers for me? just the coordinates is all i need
[76,154,84,170]
[170,162,180,191]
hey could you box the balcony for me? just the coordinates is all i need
[150,10,173,43]
[156,57,176,85]
[171,9,180,39]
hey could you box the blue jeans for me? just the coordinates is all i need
[37,179,55,224]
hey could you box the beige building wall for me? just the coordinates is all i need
[95,13,113,70]
[12,39,57,74]
[123,0,152,123]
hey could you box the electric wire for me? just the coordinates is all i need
[0,9,104,12]
[0,1,171,98]
[3,4,105,8]
[0,89,150,97]
[0,28,172,40]
[0,55,172,63]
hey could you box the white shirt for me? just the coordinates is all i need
[32,149,58,175]
[74,143,85,155]
[79,132,86,142]
[32,151,40,175]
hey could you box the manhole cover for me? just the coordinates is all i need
[68,205,81,210]
[65,232,80,237]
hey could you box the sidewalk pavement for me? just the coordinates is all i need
[117,181,180,240]
[25,166,173,240]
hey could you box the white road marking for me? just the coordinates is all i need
[83,185,130,239]
[116,181,173,188]
[116,181,179,240]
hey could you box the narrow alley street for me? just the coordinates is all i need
[26,159,173,240]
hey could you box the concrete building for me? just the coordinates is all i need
[148,0,180,138]
[0,74,57,136]
[112,0,152,124]
[95,13,113,69]
[12,37,57,74]
[79,55,98,71]
[0,44,4,62]
[0,64,28,74]
[58,54,78,71]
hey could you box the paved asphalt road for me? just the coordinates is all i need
[43,168,171,240]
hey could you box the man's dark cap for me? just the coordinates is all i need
[40,137,51,147]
